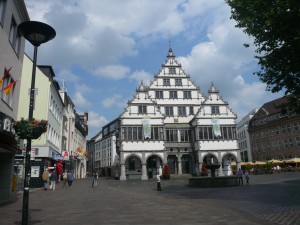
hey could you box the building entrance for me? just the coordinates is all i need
[146,155,162,178]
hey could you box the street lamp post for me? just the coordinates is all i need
[18,21,56,225]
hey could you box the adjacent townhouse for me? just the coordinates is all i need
[16,55,64,187]
[248,95,300,161]
[0,0,29,203]
[58,87,76,171]
[237,108,259,162]
[72,112,88,178]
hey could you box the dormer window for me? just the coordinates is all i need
[138,105,147,114]
[211,106,220,115]
[169,67,176,74]
[183,91,191,99]
[163,78,170,86]
[155,91,164,99]
[175,78,182,86]
[169,91,178,99]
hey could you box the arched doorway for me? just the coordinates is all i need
[146,155,162,178]
[222,154,236,176]
[203,154,219,177]
[125,155,142,179]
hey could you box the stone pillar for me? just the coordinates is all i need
[140,152,148,180]
[177,154,182,175]
[163,150,168,164]
[218,151,223,177]
[218,166,223,177]
[119,164,126,180]
[198,162,203,176]
[141,163,148,180]
[197,151,203,176]
[119,151,126,180]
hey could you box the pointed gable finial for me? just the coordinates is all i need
[167,34,175,58]
[208,82,219,93]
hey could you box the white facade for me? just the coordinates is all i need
[72,113,88,179]
[116,47,240,180]
[237,108,260,162]
[18,58,64,161]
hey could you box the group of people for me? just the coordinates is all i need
[236,168,250,186]
[42,169,74,191]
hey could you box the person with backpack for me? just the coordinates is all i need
[42,169,49,191]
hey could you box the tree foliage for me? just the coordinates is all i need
[225,0,300,112]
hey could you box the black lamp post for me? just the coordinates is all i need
[17,21,56,225]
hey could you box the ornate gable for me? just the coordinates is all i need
[196,83,237,118]
[120,81,164,119]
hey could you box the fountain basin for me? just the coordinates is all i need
[189,176,239,188]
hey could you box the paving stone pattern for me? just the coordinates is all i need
[0,172,299,225]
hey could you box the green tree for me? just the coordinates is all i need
[225,0,300,112]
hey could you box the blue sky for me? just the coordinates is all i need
[24,0,283,139]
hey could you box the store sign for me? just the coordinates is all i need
[31,166,40,177]
[55,154,62,160]
[30,148,38,160]
[62,151,69,160]
[0,112,14,132]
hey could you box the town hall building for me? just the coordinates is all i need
[94,47,240,180]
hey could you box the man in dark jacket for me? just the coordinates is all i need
[50,171,57,190]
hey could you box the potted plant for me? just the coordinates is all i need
[13,118,48,139]
[162,164,170,180]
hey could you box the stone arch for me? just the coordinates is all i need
[124,154,142,179]
[124,153,142,163]
[146,154,163,178]
[202,153,219,165]
[201,153,220,177]
[221,153,237,176]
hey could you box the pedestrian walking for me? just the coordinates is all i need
[92,173,98,187]
[62,169,68,188]
[245,170,250,184]
[49,170,57,190]
[42,169,49,191]
[156,172,162,191]
[158,166,163,179]
[237,168,243,186]
[67,170,74,187]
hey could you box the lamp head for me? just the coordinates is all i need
[18,21,56,47]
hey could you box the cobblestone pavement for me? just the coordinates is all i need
[1,172,300,225]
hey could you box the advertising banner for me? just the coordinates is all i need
[31,166,40,177]
[142,115,151,139]
[212,116,221,137]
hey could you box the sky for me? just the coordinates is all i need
[24,0,284,139]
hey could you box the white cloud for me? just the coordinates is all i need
[101,95,126,109]
[94,65,130,80]
[73,92,90,107]
[129,70,152,85]
[88,111,108,129]
[57,69,80,83]
[87,111,109,138]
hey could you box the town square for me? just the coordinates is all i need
[1,1,300,225]
[1,172,300,225]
